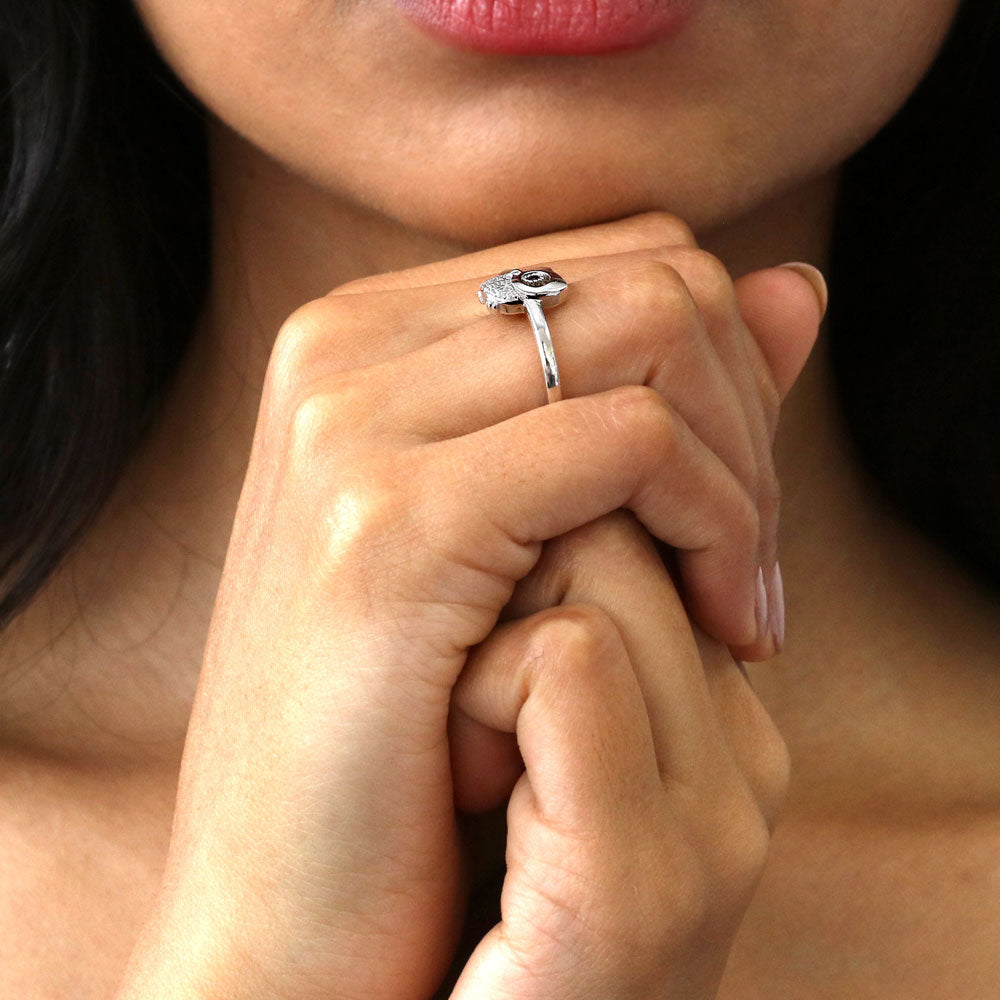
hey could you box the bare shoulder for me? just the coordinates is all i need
[0,750,170,1000]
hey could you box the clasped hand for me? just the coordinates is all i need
[118,211,825,1000]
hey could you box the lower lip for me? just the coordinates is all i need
[395,0,702,55]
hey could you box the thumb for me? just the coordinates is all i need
[733,261,828,401]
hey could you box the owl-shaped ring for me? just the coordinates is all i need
[477,266,569,405]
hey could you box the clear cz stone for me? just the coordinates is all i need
[478,270,522,309]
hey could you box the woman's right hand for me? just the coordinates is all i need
[116,211,825,1000]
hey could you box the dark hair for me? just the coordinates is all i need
[0,1,997,632]
[0,1,209,629]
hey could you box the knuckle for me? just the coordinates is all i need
[286,381,368,470]
[628,209,697,248]
[675,779,772,921]
[267,302,343,405]
[313,459,408,575]
[620,259,697,329]
[669,781,771,919]
[669,247,737,314]
[749,717,792,830]
[271,306,324,385]
[534,512,651,611]
[646,842,713,942]
[720,794,773,890]
[287,390,338,466]
[606,383,678,456]
[529,603,622,670]
[692,249,736,302]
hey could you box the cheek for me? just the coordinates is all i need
[131,0,351,129]
[708,0,963,213]
[777,0,962,149]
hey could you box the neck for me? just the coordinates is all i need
[2,123,998,819]
[758,334,1000,818]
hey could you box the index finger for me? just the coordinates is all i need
[491,509,721,782]
[327,210,696,295]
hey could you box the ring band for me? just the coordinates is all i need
[477,266,569,405]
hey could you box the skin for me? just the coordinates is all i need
[2,0,1000,996]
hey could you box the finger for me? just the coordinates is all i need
[371,250,774,658]
[287,257,762,652]
[418,383,762,650]
[450,517,788,828]
[450,512,723,813]
[646,251,786,660]
[326,210,696,295]
[290,249,766,533]
[693,628,792,834]
[448,702,523,814]
[282,255,787,560]
[280,241,726,373]
[368,259,754,469]
[447,599,758,1000]
[504,511,788,830]
[733,263,827,403]
[295,258,763,583]
[449,602,679,1000]
[646,258,825,661]
[452,602,663,836]
[726,263,826,659]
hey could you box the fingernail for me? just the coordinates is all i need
[779,262,828,321]
[767,561,786,652]
[754,565,769,641]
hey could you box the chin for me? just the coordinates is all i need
[286,124,773,250]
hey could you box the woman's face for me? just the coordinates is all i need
[132,0,960,245]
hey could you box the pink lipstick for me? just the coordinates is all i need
[395,0,702,55]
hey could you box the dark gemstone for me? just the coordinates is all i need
[519,269,551,287]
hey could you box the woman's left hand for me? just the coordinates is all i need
[447,507,790,999]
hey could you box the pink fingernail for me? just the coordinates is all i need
[778,261,829,320]
[755,565,768,640]
[768,561,786,651]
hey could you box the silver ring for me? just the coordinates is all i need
[477,266,569,405]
